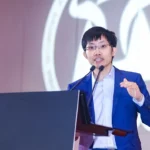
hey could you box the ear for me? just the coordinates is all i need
[112,47,117,56]
[83,51,87,59]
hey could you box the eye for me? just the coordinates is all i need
[87,46,95,50]
[101,44,107,48]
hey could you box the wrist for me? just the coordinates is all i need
[136,93,143,101]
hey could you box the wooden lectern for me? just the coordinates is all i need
[74,91,131,150]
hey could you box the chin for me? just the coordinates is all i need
[95,64,104,68]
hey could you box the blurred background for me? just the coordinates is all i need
[0,0,150,149]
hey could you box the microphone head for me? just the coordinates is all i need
[99,65,104,71]
[90,65,96,71]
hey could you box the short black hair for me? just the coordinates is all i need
[81,26,117,51]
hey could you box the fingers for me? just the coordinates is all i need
[120,78,130,88]
[120,78,143,100]
[120,78,137,88]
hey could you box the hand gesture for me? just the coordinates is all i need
[120,78,143,101]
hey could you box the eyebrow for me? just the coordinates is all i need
[88,40,106,45]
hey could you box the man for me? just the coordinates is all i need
[68,26,150,150]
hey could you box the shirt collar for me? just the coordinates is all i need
[92,66,115,87]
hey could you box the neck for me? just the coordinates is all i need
[93,64,112,81]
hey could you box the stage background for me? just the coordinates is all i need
[0,0,150,149]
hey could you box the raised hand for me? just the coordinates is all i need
[120,78,143,101]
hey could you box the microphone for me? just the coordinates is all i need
[87,65,104,106]
[69,65,95,91]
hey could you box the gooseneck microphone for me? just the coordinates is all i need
[87,65,104,106]
[69,65,96,91]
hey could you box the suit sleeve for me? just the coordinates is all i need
[136,74,150,126]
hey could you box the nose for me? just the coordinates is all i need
[94,48,101,55]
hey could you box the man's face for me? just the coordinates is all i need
[83,36,117,69]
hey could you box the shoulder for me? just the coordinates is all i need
[68,78,81,88]
[114,66,143,82]
[67,73,91,90]
[67,77,86,90]
[115,67,141,77]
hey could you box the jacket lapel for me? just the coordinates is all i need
[112,67,122,117]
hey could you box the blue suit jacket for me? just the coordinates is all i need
[68,67,150,150]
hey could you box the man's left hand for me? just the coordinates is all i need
[120,78,143,101]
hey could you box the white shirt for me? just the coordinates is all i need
[91,66,144,149]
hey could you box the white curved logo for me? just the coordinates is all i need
[42,0,150,131]
[42,0,68,91]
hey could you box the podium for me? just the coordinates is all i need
[0,91,130,150]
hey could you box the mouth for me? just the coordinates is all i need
[94,58,103,63]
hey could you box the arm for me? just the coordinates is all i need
[134,74,150,126]
[120,74,150,126]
